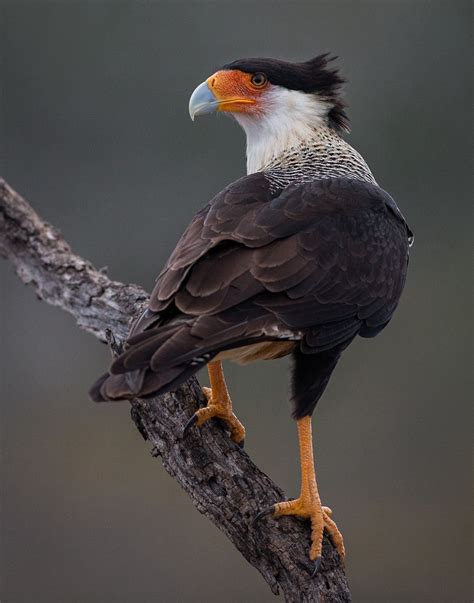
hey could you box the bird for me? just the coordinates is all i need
[90,54,412,570]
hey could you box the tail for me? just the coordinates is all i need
[89,310,271,402]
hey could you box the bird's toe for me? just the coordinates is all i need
[182,413,198,438]
[252,505,275,527]
[311,556,322,577]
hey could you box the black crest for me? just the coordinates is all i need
[222,54,349,132]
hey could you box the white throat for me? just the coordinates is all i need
[233,87,334,174]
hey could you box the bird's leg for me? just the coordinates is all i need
[256,416,344,568]
[183,360,245,446]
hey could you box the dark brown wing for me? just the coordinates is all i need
[91,175,411,401]
[149,172,273,313]
[248,177,411,349]
[148,176,408,338]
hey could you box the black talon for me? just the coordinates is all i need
[237,438,245,448]
[311,556,322,578]
[182,413,198,438]
[252,505,275,527]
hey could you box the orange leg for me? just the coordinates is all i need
[256,416,344,570]
[183,360,245,446]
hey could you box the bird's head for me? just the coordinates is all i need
[189,55,349,173]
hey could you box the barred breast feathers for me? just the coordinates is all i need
[263,125,376,193]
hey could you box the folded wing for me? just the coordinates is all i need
[90,175,410,401]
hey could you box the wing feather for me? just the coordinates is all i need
[151,175,410,341]
[93,174,411,400]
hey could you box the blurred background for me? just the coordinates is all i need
[1,2,472,602]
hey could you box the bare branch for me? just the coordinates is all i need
[0,178,351,602]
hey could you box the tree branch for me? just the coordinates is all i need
[0,178,351,602]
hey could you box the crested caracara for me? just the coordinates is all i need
[90,55,412,572]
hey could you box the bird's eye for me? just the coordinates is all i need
[250,73,267,88]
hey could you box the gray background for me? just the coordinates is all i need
[1,2,472,602]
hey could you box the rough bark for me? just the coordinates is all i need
[0,178,351,602]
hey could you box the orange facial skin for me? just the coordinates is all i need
[206,70,270,115]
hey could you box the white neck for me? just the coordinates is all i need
[233,87,336,174]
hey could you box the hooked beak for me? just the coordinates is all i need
[189,81,218,121]
[189,74,256,121]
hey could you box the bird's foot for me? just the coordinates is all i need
[255,497,345,569]
[183,387,246,446]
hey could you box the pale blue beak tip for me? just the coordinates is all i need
[189,81,218,121]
